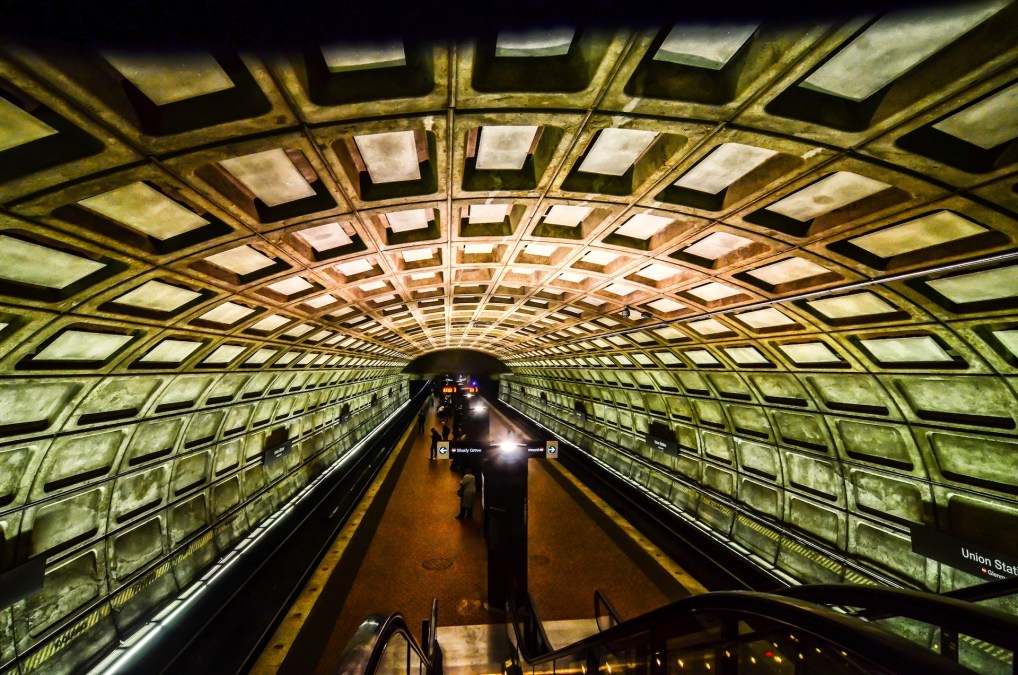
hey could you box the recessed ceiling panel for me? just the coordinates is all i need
[689,318,729,335]
[578,129,658,176]
[807,291,897,319]
[249,314,290,331]
[735,307,796,328]
[647,297,685,312]
[266,276,314,295]
[35,330,133,361]
[800,2,1006,101]
[354,131,421,184]
[219,149,316,207]
[614,213,672,240]
[723,346,770,364]
[778,341,841,364]
[319,41,407,72]
[294,223,353,251]
[0,96,57,152]
[932,82,1018,150]
[860,335,954,362]
[654,23,759,69]
[0,235,106,289]
[112,280,201,312]
[926,265,1018,304]
[675,143,777,194]
[495,28,575,57]
[849,211,988,258]
[766,172,891,221]
[543,205,591,227]
[102,52,235,105]
[387,209,430,232]
[138,338,203,363]
[468,204,509,223]
[201,344,246,364]
[637,263,679,281]
[687,281,741,302]
[476,125,539,170]
[682,232,754,260]
[305,294,338,308]
[78,182,210,240]
[198,302,255,325]
[746,257,830,285]
[204,245,276,275]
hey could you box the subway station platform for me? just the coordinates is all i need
[253,397,701,674]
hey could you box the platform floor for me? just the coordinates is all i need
[271,397,687,674]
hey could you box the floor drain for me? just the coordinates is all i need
[529,555,550,566]
[422,557,454,570]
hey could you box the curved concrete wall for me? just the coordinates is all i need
[0,369,408,672]
[499,272,1018,590]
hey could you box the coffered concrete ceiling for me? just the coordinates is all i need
[2,6,1018,673]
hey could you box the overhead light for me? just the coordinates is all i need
[620,306,631,319]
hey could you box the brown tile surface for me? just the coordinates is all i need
[290,399,677,674]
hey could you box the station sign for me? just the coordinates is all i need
[435,440,558,459]
[910,525,1018,580]
[263,438,293,464]
[645,432,678,455]
[441,386,457,394]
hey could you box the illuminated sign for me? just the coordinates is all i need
[911,525,1018,580]
[442,386,457,393]
[434,440,556,459]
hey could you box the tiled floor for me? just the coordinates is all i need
[280,398,681,674]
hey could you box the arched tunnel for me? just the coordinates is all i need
[0,3,1017,672]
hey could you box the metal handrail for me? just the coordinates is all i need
[778,583,1018,652]
[335,602,440,675]
[941,575,1018,604]
[505,590,971,674]
[593,589,621,632]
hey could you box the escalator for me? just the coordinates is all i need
[336,577,1018,675]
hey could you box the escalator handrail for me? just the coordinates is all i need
[426,597,438,664]
[505,590,971,674]
[335,610,436,675]
[940,574,1018,603]
[778,583,1018,649]
[593,589,621,631]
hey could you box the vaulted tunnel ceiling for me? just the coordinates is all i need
[2,5,1018,673]
[0,9,1014,365]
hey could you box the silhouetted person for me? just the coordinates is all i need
[417,409,426,436]
[456,468,476,520]
[442,423,450,440]
[429,428,441,460]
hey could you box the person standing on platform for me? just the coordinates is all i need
[417,409,426,436]
[455,468,476,520]
[442,422,450,440]
[429,427,441,460]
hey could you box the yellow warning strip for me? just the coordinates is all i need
[249,415,418,674]
[542,459,708,596]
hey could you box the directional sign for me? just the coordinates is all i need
[435,440,557,459]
